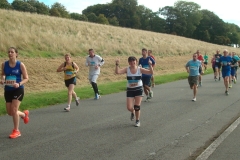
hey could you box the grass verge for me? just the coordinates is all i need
[0,70,213,115]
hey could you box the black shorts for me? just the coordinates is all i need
[4,88,24,102]
[204,62,208,65]
[141,76,151,87]
[65,77,76,87]
[126,87,143,98]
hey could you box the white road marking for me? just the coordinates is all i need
[196,117,240,160]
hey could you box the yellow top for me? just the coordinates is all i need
[64,63,76,80]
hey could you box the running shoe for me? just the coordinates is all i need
[192,97,196,102]
[64,106,70,112]
[135,120,140,127]
[75,97,80,106]
[229,84,232,88]
[23,110,29,124]
[234,79,236,84]
[145,96,150,102]
[219,77,221,81]
[94,94,101,100]
[9,129,21,139]
[199,82,202,87]
[130,113,134,121]
[225,91,229,95]
[149,90,153,98]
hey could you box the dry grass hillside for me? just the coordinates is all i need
[0,9,239,95]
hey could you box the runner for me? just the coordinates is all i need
[219,49,232,95]
[57,53,80,111]
[147,50,156,88]
[196,50,204,86]
[211,54,216,79]
[115,56,153,127]
[85,49,104,100]
[229,52,238,88]
[0,47,29,139]
[214,50,222,81]
[203,53,208,71]
[232,52,240,80]
[139,48,155,101]
[185,53,202,101]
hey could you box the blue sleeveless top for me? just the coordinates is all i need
[4,61,23,91]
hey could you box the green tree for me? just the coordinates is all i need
[108,16,119,26]
[50,2,69,18]
[174,1,202,38]
[111,0,140,28]
[87,12,98,22]
[27,0,49,15]
[12,0,36,13]
[159,6,186,36]
[97,14,109,24]
[0,0,12,9]
[70,13,88,21]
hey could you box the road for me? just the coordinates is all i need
[1,72,240,160]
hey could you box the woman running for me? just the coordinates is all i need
[57,53,80,111]
[1,47,29,139]
[115,56,153,127]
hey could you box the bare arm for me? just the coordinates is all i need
[19,62,29,86]
[57,63,65,72]
[73,62,79,73]
[115,59,127,74]
[140,60,153,75]
[0,62,5,84]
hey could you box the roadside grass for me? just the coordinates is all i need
[0,69,213,115]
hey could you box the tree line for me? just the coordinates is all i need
[1,0,240,47]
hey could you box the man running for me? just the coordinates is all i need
[229,52,237,88]
[185,53,202,101]
[196,50,204,86]
[214,50,222,81]
[219,49,232,95]
[139,48,155,101]
[85,49,104,100]
[147,50,156,88]
[203,53,208,71]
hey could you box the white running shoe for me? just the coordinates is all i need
[149,90,153,98]
[75,97,80,106]
[64,106,70,112]
[135,121,140,127]
[192,97,196,102]
[94,94,101,100]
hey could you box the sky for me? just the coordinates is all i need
[7,0,240,27]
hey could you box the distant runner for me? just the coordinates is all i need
[219,49,232,95]
[185,53,202,101]
[85,49,104,100]
[148,50,156,88]
[203,53,208,71]
[139,48,155,101]
[196,50,204,86]
[214,50,222,81]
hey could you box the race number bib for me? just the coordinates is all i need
[128,80,138,87]
[65,71,73,76]
[90,61,96,66]
[5,75,16,87]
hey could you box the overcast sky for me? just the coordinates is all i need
[7,0,240,26]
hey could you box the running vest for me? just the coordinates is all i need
[4,60,23,91]
[126,67,142,89]
[64,62,76,80]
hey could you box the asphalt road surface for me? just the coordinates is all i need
[1,72,240,160]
